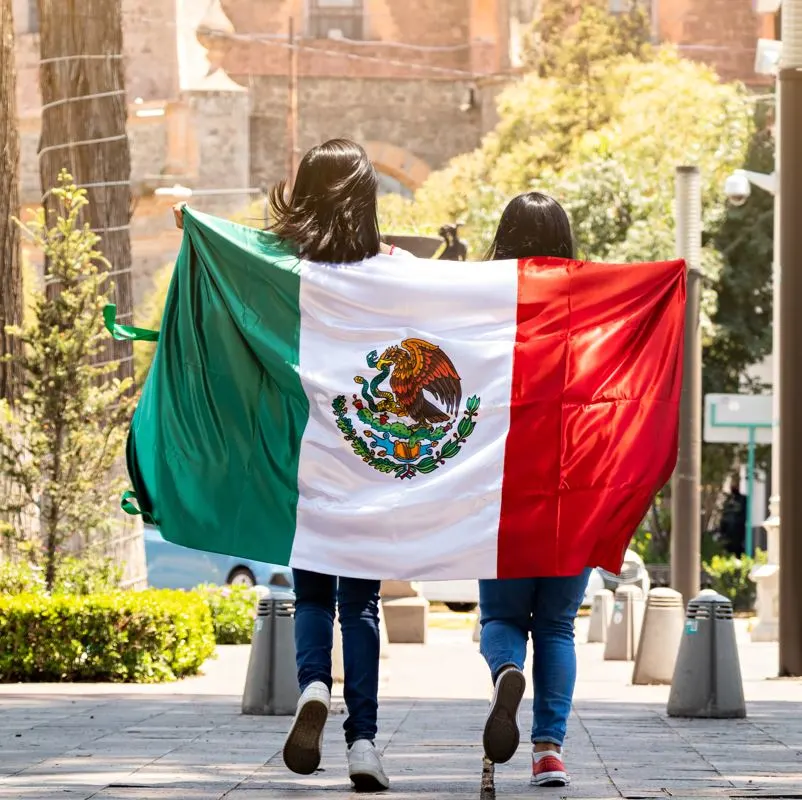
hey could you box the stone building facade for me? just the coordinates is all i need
[655,0,779,85]
[202,0,513,193]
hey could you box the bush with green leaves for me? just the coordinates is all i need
[0,559,45,594]
[0,555,121,596]
[703,551,767,613]
[0,589,215,683]
[196,583,257,645]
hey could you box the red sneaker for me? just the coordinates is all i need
[531,749,569,787]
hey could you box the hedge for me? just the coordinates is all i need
[0,590,215,683]
[703,552,766,613]
[0,557,121,596]
[196,584,257,645]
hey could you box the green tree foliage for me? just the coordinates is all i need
[0,173,133,590]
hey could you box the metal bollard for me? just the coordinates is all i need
[632,588,685,685]
[667,591,746,718]
[242,588,300,716]
[587,589,614,643]
[603,585,644,661]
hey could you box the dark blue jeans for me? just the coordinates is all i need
[479,570,591,746]
[292,568,381,745]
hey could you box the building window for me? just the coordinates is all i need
[307,0,364,41]
[28,0,40,33]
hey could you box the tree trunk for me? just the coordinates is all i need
[37,0,134,387]
[0,0,23,404]
[36,0,146,588]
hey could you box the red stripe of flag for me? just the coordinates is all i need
[496,257,686,579]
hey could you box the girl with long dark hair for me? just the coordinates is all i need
[480,192,590,789]
[175,139,400,792]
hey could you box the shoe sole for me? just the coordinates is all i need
[482,668,526,764]
[350,772,390,792]
[282,698,328,775]
[531,772,570,787]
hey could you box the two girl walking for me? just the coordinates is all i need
[175,138,590,793]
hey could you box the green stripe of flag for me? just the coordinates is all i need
[127,209,308,566]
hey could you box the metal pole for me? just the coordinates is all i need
[779,0,802,677]
[746,428,756,558]
[671,165,703,606]
[286,16,299,192]
[651,0,660,44]
[766,84,782,566]
[261,184,269,228]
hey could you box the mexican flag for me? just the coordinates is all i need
[120,209,685,580]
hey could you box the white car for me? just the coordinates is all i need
[419,580,478,612]
[581,549,651,607]
[420,549,650,613]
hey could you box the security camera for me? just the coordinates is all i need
[724,171,752,207]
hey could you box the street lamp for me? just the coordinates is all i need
[671,166,703,606]
[724,169,777,205]
[153,184,270,226]
[724,165,779,644]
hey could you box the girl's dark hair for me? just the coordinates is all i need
[269,138,381,263]
[486,192,574,261]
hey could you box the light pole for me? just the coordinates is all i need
[724,165,780,643]
[724,164,781,642]
[671,165,703,606]
[778,0,802,677]
[154,184,270,227]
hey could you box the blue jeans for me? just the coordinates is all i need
[292,569,381,745]
[479,570,591,747]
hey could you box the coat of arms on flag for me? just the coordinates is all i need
[332,339,481,480]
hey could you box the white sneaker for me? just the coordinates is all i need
[347,739,390,792]
[283,681,330,775]
[483,666,526,763]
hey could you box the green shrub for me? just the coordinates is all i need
[0,556,121,596]
[0,590,215,683]
[53,555,122,595]
[703,551,767,613]
[0,560,46,595]
[197,584,257,645]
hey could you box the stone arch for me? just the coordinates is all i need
[363,141,431,192]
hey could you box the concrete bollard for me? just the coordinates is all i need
[667,591,746,718]
[632,588,685,685]
[587,589,614,643]
[242,589,300,715]
[603,585,644,661]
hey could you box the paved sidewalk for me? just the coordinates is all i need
[1,619,801,799]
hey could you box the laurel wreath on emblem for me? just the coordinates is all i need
[332,339,480,480]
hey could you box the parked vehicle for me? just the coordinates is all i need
[421,549,650,613]
[419,579,478,612]
[144,525,294,591]
[581,549,651,606]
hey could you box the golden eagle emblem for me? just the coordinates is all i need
[332,339,480,479]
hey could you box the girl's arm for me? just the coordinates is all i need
[173,202,187,230]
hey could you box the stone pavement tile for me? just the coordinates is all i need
[93,791,225,800]
[0,790,100,800]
